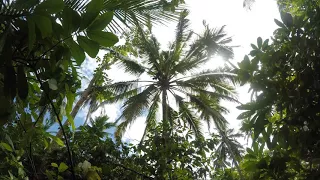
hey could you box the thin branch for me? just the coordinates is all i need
[33,69,76,180]
[109,161,154,179]
[33,106,47,127]
[39,35,73,60]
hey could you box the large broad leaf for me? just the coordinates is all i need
[27,17,36,51]
[87,30,118,47]
[32,15,52,38]
[58,162,68,173]
[0,142,13,152]
[17,66,29,100]
[48,78,58,90]
[280,12,293,28]
[65,39,86,65]
[274,19,286,29]
[257,37,262,49]
[88,12,114,31]
[80,0,103,30]
[62,7,81,34]
[35,0,64,14]
[77,36,99,58]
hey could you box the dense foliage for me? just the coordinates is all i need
[2,0,320,179]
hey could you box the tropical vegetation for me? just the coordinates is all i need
[1,0,320,179]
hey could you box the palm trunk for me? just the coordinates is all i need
[56,61,111,137]
[162,90,168,137]
[160,90,169,178]
[56,78,95,137]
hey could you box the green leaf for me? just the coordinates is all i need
[35,0,64,14]
[52,136,64,146]
[62,7,81,34]
[65,84,75,114]
[65,39,85,65]
[238,55,251,70]
[77,36,99,58]
[5,135,14,151]
[67,114,75,132]
[257,37,262,49]
[280,12,293,27]
[88,12,114,31]
[58,162,68,173]
[27,17,36,51]
[87,30,119,47]
[17,66,29,100]
[32,15,52,38]
[0,142,13,152]
[274,19,286,29]
[80,0,104,30]
[48,79,58,90]
[250,44,258,50]
[51,163,58,168]
[86,170,101,180]
[262,39,269,50]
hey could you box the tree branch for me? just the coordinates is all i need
[33,69,76,180]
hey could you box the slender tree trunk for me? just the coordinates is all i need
[162,90,168,137]
[56,78,95,137]
[160,90,170,178]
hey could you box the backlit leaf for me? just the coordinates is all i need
[77,36,99,58]
[87,30,118,47]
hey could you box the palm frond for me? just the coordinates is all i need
[115,85,158,139]
[188,94,228,131]
[166,9,192,71]
[0,0,38,18]
[140,91,160,143]
[178,99,204,139]
[117,58,146,75]
[108,80,139,94]
[176,67,238,85]
[186,23,234,62]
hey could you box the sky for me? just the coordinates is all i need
[74,0,281,145]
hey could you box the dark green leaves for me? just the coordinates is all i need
[17,67,28,100]
[80,0,104,30]
[280,12,293,28]
[62,7,81,34]
[238,55,250,70]
[27,17,36,51]
[4,66,16,100]
[274,19,286,29]
[65,39,85,65]
[31,15,52,38]
[77,36,99,58]
[35,0,64,14]
[257,37,262,49]
[87,30,119,47]
[88,12,114,31]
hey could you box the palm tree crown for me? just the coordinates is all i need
[104,10,239,142]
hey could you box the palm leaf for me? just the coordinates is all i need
[140,91,160,143]
[115,85,158,139]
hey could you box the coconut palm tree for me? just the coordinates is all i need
[100,10,239,142]
[212,128,244,179]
